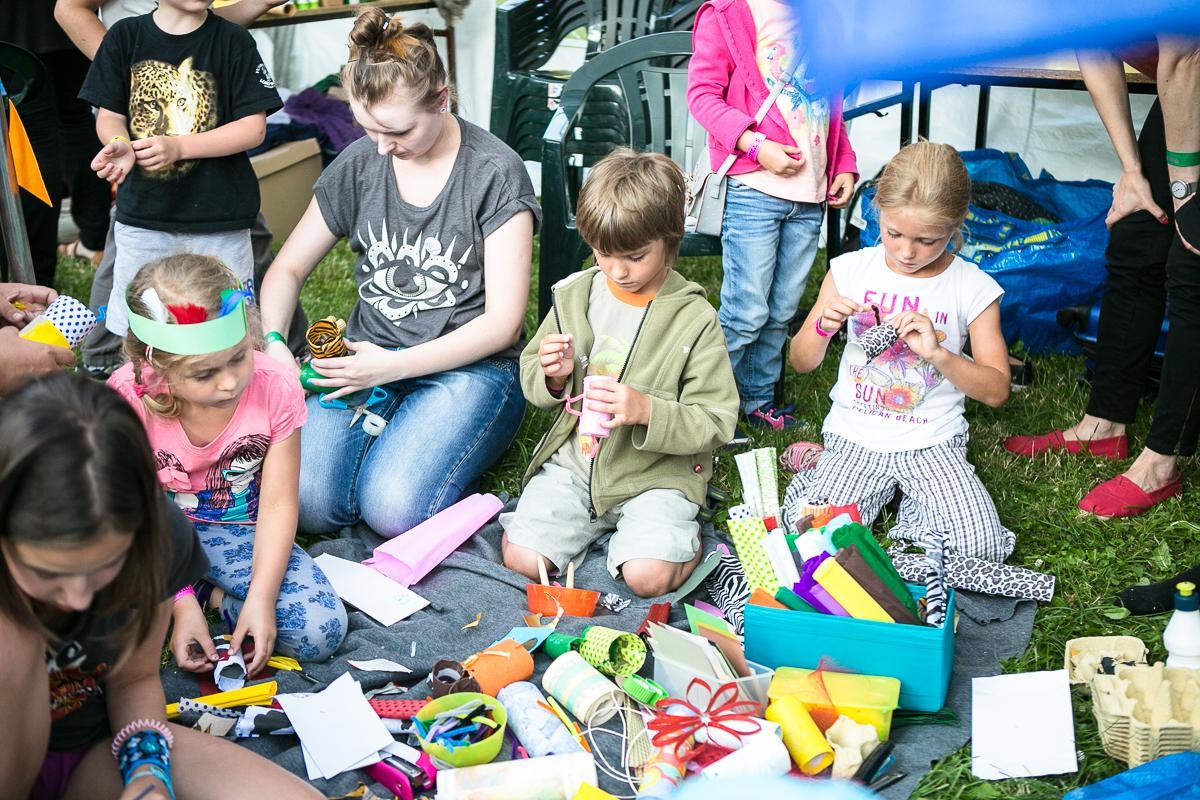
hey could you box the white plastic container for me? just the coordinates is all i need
[1164,581,1200,669]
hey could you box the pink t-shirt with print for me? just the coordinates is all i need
[108,351,307,524]
[736,0,831,203]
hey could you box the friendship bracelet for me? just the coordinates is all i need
[173,585,196,604]
[112,719,174,759]
[1166,150,1200,167]
[814,318,838,338]
[127,764,176,800]
[746,131,768,163]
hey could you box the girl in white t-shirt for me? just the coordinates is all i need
[781,142,1015,562]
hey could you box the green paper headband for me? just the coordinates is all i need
[127,298,249,356]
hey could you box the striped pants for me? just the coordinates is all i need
[781,432,1015,562]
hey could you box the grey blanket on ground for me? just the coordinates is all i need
[159,506,1036,798]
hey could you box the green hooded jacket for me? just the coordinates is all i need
[520,268,740,516]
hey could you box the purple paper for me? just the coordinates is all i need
[795,554,849,616]
[364,493,503,586]
[692,600,726,620]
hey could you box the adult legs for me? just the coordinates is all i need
[718,180,791,415]
[356,358,525,537]
[48,48,110,254]
[1071,99,1174,443]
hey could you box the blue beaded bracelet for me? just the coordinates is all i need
[118,730,171,785]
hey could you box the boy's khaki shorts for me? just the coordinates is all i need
[500,461,700,578]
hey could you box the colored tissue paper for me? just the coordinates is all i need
[727,515,779,594]
[813,558,894,623]
[497,681,584,758]
[795,554,849,616]
[365,493,503,586]
[835,546,922,626]
[763,530,801,589]
[831,523,921,619]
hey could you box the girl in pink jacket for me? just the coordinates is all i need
[688,0,858,430]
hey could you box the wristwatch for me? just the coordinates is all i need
[1170,179,1199,200]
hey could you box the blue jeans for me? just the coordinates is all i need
[298,357,526,538]
[719,179,824,414]
[193,522,347,661]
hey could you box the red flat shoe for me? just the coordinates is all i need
[1003,429,1129,460]
[1079,473,1183,518]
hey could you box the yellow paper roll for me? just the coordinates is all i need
[813,557,894,623]
[765,696,833,775]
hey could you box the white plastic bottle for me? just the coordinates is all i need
[1163,581,1200,669]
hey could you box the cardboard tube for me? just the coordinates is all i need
[765,696,834,775]
[466,639,534,697]
[542,651,621,725]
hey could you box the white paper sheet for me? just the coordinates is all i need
[278,673,393,780]
[314,554,429,626]
[971,669,1078,780]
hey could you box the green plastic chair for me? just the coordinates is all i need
[538,31,719,316]
[491,0,702,163]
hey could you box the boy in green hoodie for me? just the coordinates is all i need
[500,149,739,597]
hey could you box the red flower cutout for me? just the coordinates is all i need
[647,678,762,759]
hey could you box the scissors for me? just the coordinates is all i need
[318,385,387,411]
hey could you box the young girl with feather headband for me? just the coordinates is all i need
[108,255,346,676]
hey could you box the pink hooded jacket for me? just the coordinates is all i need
[687,0,858,182]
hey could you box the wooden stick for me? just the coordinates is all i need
[565,561,575,589]
[537,556,549,586]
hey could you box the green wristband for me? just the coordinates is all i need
[264,330,287,346]
[1166,150,1200,167]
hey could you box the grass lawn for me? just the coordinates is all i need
[54,240,1200,799]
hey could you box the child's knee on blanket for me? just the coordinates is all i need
[622,558,690,598]
[501,533,554,580]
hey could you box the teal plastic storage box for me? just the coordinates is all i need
[743,583,954,712]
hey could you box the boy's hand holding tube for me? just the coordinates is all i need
[586,376,650,429]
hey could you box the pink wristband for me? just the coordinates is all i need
[173,585,196,603]
[814,318,837,338]
[111,719,174,759]
[746,132,767,162]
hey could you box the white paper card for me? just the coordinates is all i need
[314,554,429,626]
[278,672,393,780]
[971,669,1078,780]
[348,658,413,673]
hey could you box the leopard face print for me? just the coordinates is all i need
[128,57,217,179]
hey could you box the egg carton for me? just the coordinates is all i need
[1089,662,1200,768]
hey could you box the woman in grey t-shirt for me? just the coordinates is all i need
[260,9,539,539]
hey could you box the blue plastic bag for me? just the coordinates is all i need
[859,149,1113,353]
[1062,752,1200,799]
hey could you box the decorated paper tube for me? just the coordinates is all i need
[365,493,503,586]
[541,650,622,726]
[19,295,97,349]
[578,626,647,677]
[496,681,583,758]
[465,639,534,697]
[765,696,834,775]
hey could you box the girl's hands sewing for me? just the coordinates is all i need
[892,309,942,361]
[817,295,866,334]
[230,594,277,677]
[308,340,400,400]
[170,595,219,673]
[538,333,574,392]
[586,376,651,428]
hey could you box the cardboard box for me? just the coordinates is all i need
[251,138,321,241]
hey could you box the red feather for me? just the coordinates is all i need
[168,304,208,324]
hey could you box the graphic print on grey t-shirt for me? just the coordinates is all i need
[356,220,473,322]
